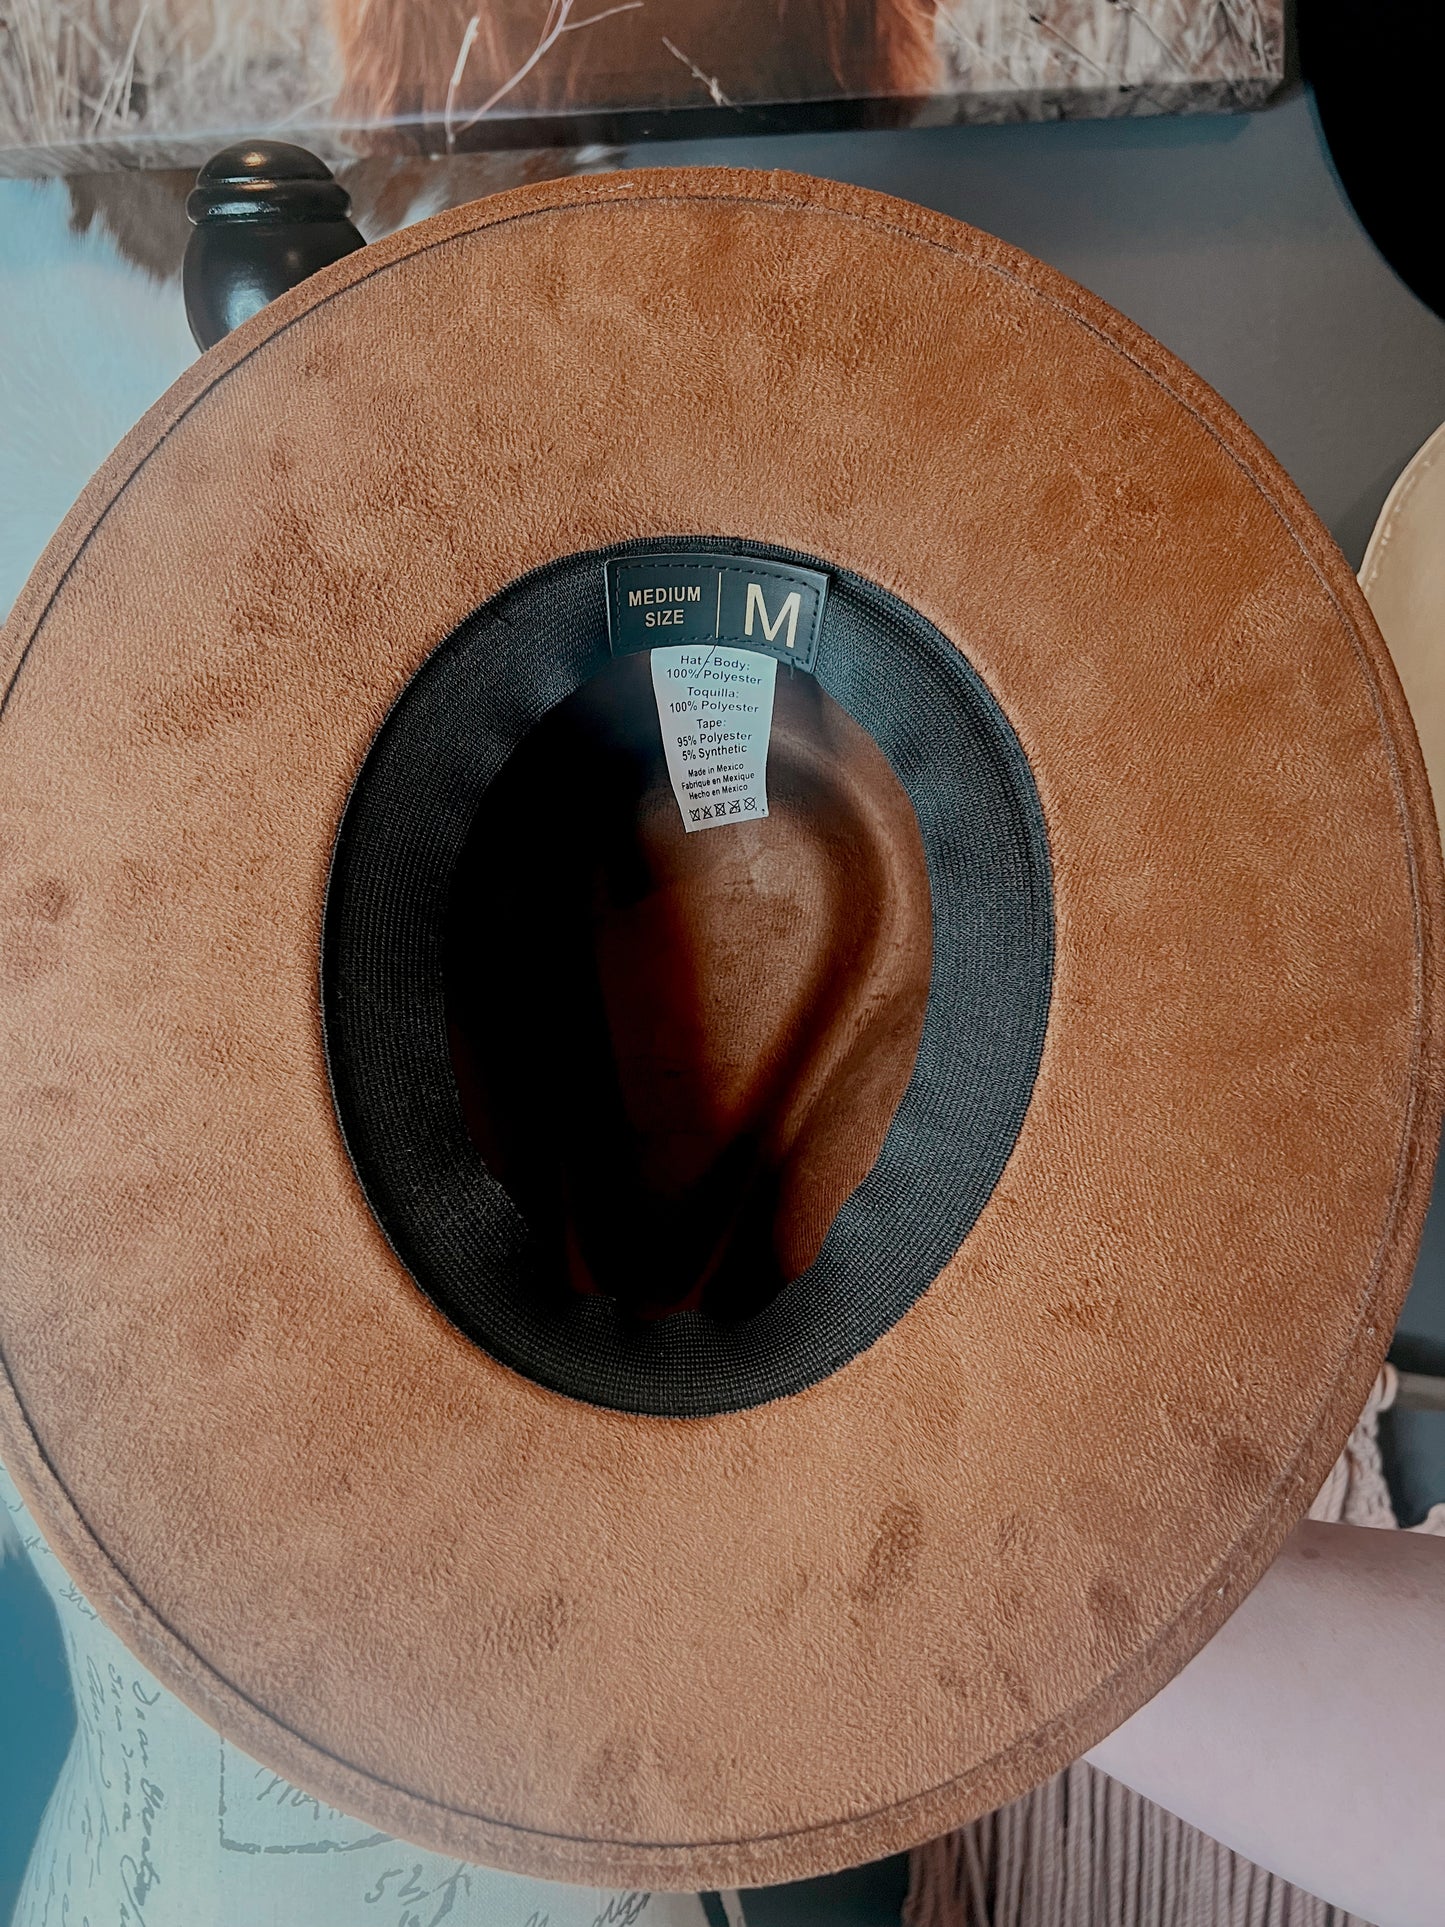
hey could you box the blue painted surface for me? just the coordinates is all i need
[0,1550,72,1923]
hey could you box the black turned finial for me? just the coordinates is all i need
[183,141,367,351]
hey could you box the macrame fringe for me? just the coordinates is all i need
[904,1758,1370,1927]
[905,1368,1445,1927]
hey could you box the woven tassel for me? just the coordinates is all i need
[904,1754,1372,1927]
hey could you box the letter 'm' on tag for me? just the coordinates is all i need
[650,644,777,834]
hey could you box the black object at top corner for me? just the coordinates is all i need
[1301,0,1445,323]
[183,140,367,352]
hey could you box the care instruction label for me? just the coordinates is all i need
[650,643,778,833]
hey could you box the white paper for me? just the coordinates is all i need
[649,644,777,834]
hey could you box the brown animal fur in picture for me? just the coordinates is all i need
[331,0,939,145]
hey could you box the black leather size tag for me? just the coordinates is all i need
[606,553,828,671]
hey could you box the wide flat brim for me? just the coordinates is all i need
[0,168,1440,1890]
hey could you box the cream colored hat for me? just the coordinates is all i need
[1362,419,1445,811]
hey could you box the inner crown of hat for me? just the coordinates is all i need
[444,651,932,1327]
[322,539,1052,1415]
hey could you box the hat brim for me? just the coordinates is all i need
[0,168,1440,1889]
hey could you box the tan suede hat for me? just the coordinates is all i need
[1,168,1441,1891]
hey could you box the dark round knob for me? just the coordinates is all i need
[183,141,366,351]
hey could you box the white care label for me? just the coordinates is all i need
[650,643,778,833]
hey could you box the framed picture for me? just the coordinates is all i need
[1,0,1284,175]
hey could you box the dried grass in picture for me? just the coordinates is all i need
[0,0,1285,174]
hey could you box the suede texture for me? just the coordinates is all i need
[0,169,1440,1890]
[447,663,933,1320]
